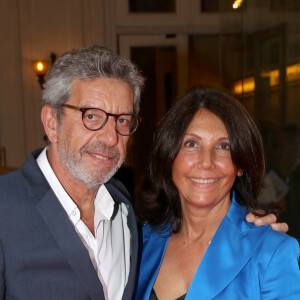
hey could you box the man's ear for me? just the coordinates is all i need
[41,105,59,144]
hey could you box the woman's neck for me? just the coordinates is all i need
[178,198,231,242]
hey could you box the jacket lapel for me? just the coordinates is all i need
[186,199,270,300]
[36,191,104,300]
[21,150,105,300]
[135,224,171,300]
[105,179,139,300]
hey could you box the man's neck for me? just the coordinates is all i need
[46,147,99,233]
[55,170,98,234]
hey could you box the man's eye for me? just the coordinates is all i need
[86,114,96,120]
[117,117,130,126]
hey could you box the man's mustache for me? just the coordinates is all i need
[80,142,120,160]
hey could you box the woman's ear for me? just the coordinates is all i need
[41,105,59,144]
[237,169,243,177]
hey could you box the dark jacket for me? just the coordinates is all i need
[0,149,138,300]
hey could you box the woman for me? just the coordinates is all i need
[134,87,300,299]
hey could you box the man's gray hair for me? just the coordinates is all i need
[42,45,145,117]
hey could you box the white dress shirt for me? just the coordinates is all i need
[37,148,130,300]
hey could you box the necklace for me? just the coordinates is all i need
[182,239,211,246]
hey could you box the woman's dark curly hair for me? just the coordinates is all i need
[138,87,268,232]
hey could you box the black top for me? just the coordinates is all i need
[149,288,186,300]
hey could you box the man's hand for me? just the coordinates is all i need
[246,213,289,233]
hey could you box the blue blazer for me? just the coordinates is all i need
[0,149,138,300]
[134,194,300,299]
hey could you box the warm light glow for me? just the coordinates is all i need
[232,62,300,95]
[37,62,44,71]
[232,77,255,95]
[232,0,243,9]
[286,63,300,82]
[32,60,49,76]
[261,69,279,86]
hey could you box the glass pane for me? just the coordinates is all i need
[190,0,300,239]
[201,0,243,12]
[271,0,300,11]
[129,0,176,13]
[189,35,220,87]
[201,0,219,12]
[130,46,177,190]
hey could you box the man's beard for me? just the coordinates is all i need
[56,125,124,190]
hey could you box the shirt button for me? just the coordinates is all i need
[72,211,77,216]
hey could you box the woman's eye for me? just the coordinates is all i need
[218,142,231,150]
[184,140,197,147]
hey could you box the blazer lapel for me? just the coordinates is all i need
[186,199,270,300]
[36,190,105,300]
[21,150,104,300]
[135,224,171,300]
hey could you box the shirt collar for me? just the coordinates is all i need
[94,183,115,226]
[36,147,115,226]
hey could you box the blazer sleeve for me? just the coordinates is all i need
[260,236,300,299]
[0,238,5,299]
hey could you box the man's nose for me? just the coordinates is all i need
[96,116,118,146]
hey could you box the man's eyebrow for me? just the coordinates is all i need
[80,105,135,115]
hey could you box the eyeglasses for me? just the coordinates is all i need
[62,104,142,136]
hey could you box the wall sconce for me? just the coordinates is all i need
[32,60,49,89]
[232,0,244,9]
[32,53,56,89]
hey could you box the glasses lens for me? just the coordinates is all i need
[83,108,107,130]
[116,115,139,135]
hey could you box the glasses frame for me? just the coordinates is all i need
[62,104,142,136]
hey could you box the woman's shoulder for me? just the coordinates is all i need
[141,222,173,239]
[255,230,300,297]
[260,227,299,255]
[142,222,154,237]
[227,197,299,255]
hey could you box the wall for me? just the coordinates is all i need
[0,0,110,168]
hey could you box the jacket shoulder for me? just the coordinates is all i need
[0,169,26,194]
[142,223,172,241]
[256,230,300,297]
[256,228,299,260]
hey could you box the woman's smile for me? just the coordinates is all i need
[172,109,241,209]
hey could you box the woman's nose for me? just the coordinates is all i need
[197,148,215,170]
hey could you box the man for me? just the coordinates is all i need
[0,45,287,300]
[0,45,144,300]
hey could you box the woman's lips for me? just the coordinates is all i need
[189,178,218,184]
